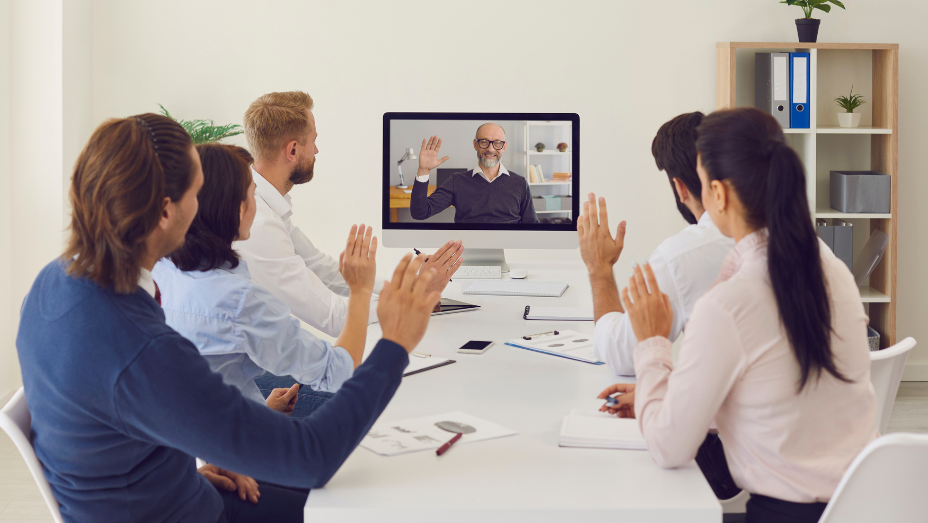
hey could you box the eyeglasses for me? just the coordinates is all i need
[476,139,506,150]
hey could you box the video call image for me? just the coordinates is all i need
[388,119,574,225]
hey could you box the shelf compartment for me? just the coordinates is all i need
[860,285,890,303]
[527,151,569,155]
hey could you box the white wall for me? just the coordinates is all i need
[0,0,13,397]
[4,0,925,381]
[0,0,93,397]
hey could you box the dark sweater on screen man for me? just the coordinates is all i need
[17,260,408,523]
[410,168,539,224]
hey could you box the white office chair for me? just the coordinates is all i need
[0,387,64,523]
[818,432,928,522]
[870,337,916,434]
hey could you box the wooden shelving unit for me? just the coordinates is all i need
[717,42,898,348]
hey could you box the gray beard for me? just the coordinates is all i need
[479,156,500,168]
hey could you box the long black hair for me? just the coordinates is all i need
[652,111,705,225]
[169,143,254,272]
[696,107,849,391]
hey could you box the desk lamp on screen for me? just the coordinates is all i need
[383,112,579,272]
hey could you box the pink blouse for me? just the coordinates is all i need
[634,229,878,503]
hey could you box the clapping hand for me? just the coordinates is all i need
[198,464,261,504]
[421,240,464,293]
[578,193,626,276]
[377,254,442,353]
[339,224,377,294]
[417,135,450,175]
[623,262,673,342]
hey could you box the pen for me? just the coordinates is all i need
[411,352,430,358]
[436,432,463,456]
[604,393,625,407]
[522,330,560,340]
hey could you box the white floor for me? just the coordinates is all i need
[0,383,926,521]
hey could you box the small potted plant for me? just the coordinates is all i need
[535,142,546,152]
[834,86,866,128]
[557,142,568,152]
[780,0,846,43]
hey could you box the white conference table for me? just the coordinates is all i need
[304,261,721,522]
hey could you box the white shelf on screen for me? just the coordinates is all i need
[527,151,570,155]
[859,286,890,303]
[815,206,891,220]
[816,126,892,134]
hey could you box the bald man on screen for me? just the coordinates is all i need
[410,123,538,224]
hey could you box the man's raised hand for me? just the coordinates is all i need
[577,193,626,276]
[417,135,450,175]
[339,224,377,294]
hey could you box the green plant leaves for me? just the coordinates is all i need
[780,0,846,17]
[815,3,832,12]
[157,104,244,145]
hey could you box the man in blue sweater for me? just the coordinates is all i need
[16,114,442,523]
[410,124,539,224]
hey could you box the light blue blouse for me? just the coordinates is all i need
[152,258,354,404]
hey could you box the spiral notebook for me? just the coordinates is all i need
[523,306,593,321]
[463,280,569,297]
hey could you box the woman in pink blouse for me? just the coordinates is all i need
[591,107,878,523]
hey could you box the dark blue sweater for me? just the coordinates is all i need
[16,260,408,523]
[410,170,539,224]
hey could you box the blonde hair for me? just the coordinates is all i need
[243,91,314,161]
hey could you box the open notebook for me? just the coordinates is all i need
[559,410,646,450]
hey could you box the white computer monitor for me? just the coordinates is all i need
[382,112,579,269]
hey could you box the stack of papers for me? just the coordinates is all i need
[559,410,647,450]
[360,411,517,456]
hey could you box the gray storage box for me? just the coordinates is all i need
[867,326,880,352]
[830,171,890,213]
[559,196,573,211]
[532,197,546,211]
[816,219,852,271]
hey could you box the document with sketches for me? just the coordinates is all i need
[505,330,603,364]
[360,411,517,456]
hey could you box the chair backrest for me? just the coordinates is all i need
[0,388,64,523]
[819,432,928,522]
[870,337,916,434]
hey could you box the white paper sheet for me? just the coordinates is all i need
[360,411,518,456]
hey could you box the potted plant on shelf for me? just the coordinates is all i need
[834,86,866,128]
[158,104,244,144]
[780,0,846,43]
[535,142,545,152]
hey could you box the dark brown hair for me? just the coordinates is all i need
[652,112,705,225]
[696,107,848,391]
[168,143,253,272]
[64,113,194,293]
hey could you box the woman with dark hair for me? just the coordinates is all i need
[594,107,877,523]
[153,142,374,416]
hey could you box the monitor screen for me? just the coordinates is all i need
[383,112,579,232]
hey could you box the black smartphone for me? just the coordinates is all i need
[456,340,494,354]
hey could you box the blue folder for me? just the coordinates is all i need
[789,52,810,129]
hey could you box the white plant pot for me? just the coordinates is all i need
[838,112,861,128]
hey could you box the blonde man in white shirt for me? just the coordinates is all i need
[581,112,734,377]
[235,91,464,338]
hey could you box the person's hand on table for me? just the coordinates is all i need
[577,193,626,278]
[265,384,299,415]
[378,254,442,353]
[339,224,377,295]
[598,383,636,418]
[624,262,673,342]
[421,240,464,293]
[198,464,261,504]
[417,135,450,177]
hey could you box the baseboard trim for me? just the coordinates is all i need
[902,362,928,382]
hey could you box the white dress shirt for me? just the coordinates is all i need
[233,168,383,337]
[416,163,510,184]
[593,212,734,375]
[634,230,877,503]
[138,268,156,298]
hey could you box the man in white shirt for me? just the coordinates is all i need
[235,91,464,337]
[579,112,734,376]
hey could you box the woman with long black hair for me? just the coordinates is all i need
[593,107,878,523]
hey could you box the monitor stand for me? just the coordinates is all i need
[461,248,510,272]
